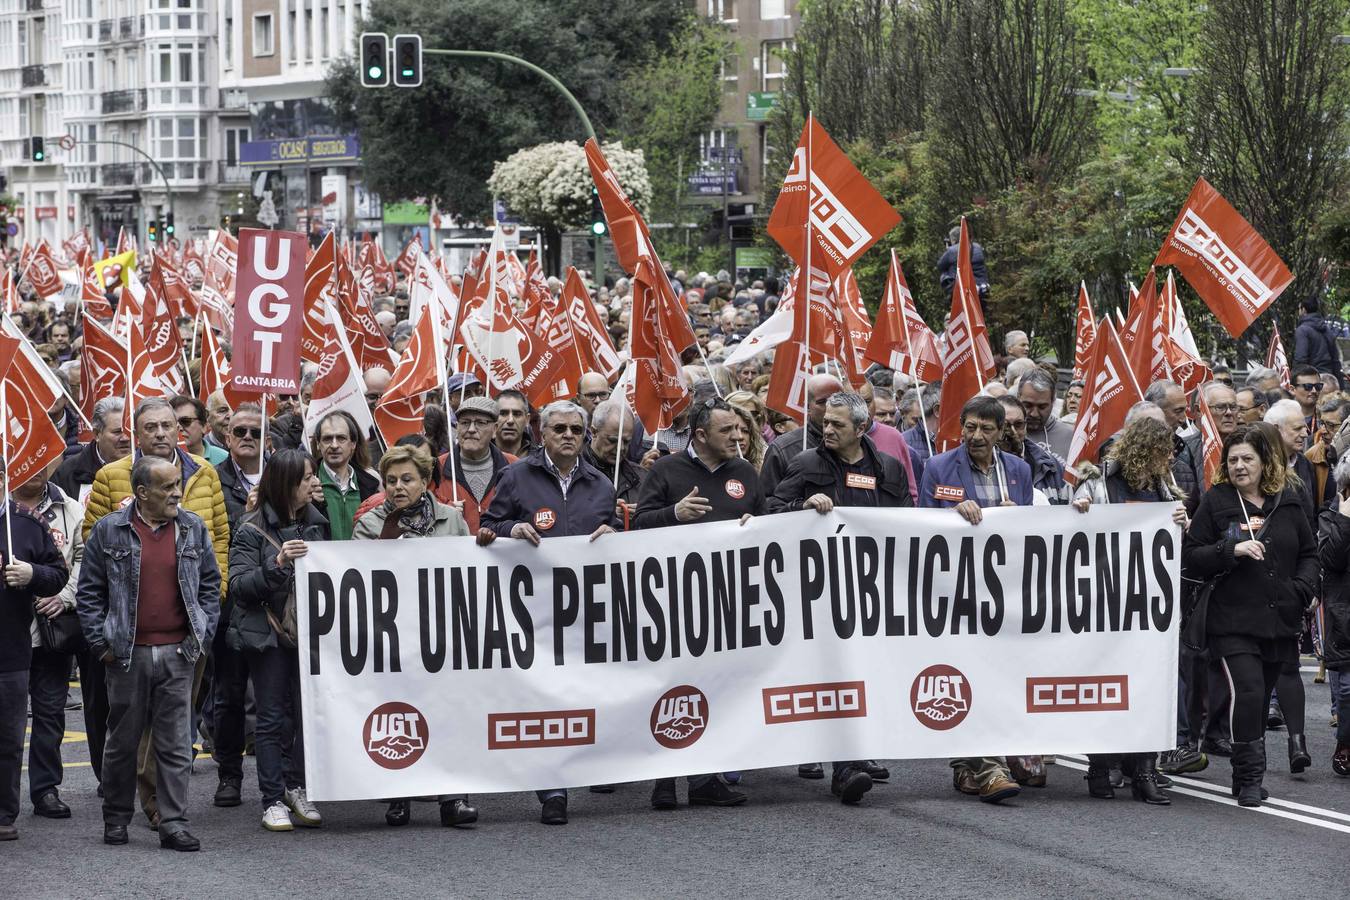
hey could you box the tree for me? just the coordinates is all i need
[1188,0,1350,333]
[327,0,687,219]
[487,140,651,271]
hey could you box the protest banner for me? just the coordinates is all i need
[298,504,1179,800]
[231,227,306,394]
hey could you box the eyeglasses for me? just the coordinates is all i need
[1208,403,1238,414]
[581,391,609,402]
[177,416,202,428]
[1296,382,1324,392]
[1321,419,1343,431]
[548,424,585,436]
[1004,420,1027,432]
[458,417,494,431]
[231,426,262,439]
[1237,403,1265,414]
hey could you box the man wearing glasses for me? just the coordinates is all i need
[919,395,1032,804]
[83,398,230,830]
[214,403,269,530]
[1306,397,1349,506]
[310,411,380,541]
[1292,365,1326,430]
[478,400,617,827]
[1235,385,1269,425]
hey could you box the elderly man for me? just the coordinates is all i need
[433,396,515,531]
[1143,380,1205,513]
[761,373,844,497]
[0,465,69,842]
[53,397,132,504]
[997,395,1068,504]
[1267,398,1334,527]
[363,367,392,414]
[585,399,646,512]
[869,386,897,428]
[375,310,397,340]
[1004,330,1030,359]
[575,372,611,417]
[634,397,762,810]
[920,396,1033,802]
[445,373,484,414]
[77,457,220,850]
[204,391,232,451]
[1017,369,1072,466]
[1236,384,1269,424]
[479,401,617,826]
[215,402,268,529]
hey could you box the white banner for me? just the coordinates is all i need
[297,504,1180,800]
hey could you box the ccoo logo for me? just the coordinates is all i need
[650,685,708,749]
[910,664,971,731]
[363,701,429,769]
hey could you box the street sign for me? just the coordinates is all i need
[57,134,76,151]
[5,223,18,236]
[746,91,780,121]
[707,147,743,163]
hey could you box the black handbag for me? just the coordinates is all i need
[1180,578,1215,654]
[36,609,86,655]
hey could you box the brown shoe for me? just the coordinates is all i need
[953,767,980,795]
[1008,755,1047,787]
[978,774,1022,804]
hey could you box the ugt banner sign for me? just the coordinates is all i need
[296,504,1180,799]
[232,227,306,394]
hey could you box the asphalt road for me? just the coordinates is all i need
[7,665,1348,899]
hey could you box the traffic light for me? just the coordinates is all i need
[147,220,159,242]
[29,136,44,162]
[393,34,422,87]
[359,32,389,87]
[590,190,607,236]
[165,212,175,236]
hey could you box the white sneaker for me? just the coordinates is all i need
[284,787,322,827]
[262,802,293,832]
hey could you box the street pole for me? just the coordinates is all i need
[78,138,175,242]
[420,48,601,281]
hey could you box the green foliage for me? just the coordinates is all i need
[327,0,687,219]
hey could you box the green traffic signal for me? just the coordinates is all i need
[369,65,383,79]
[591,221,606,236]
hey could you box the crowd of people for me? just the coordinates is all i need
[1,244,1348,850]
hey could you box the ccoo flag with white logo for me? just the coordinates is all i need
[297,504,1178,799]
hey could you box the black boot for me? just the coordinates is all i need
[385,799,412,826]
[1085,756,1114,799]
[1288,734,1311,774]
[1231,740,1267,808]
[1128,755,1170,806]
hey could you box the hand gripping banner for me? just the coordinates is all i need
[297,504,1179,799]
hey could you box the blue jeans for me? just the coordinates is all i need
[248,646,303,808]
[1331,669,1350,744]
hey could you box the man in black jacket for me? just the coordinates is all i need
[585,399,646,518]
[1294,297,1344,388]
[769,392,908,804]
[479,400,617,826]
[0,467,70,841]
[633,397,761,812]
[52,397,131,504]
[996,396,1068,504]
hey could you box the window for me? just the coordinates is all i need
[721,54,739,91]
[761,40,792,90]
[224,126,249,165]
[761,0,787,18]
[710,0,737,22]
[252,13,273,56]
[223,12,233,68]
[156,117,203,162]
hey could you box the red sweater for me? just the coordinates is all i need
[132,514,188,646]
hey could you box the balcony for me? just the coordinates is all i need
[118,16,143,40]
[25,0,44,11]
[21,65,45,88]
[101,88,146,116]
[219,88,249,111]
[101,162,146,187]
[218,161,249,183]
[98,19,113,42]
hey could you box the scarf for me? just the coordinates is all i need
[383,491,437,538]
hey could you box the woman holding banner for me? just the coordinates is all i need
[353,444,478,829]
[227,449,330,832]
[1072,415,1189,805]
[1183,424,1319,807]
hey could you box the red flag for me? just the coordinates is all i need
[1120,269,1170,389]
[62,229,90,264]
[935,275,992,451]
[519,249,550,331]
[394,233,423,278]
[533,281,585,402]
[301,231,338,362]
[864,251,943,383]
[625,255,691,433]
[1072,282,1097,381]
[136,274,187,395]
[182,239,206,284]
[561,267,622,380]
[305,299,377,443]
[76,250,116,318]
[1266,325,1292,390]
[375,306,441,445]
[231,228,306,395]
[2,351,66,488]
[834,269,872,385]
[584,140,648,274]
[1154,176,1293,338]
[199,231,237,337]
[1063,320,1143,483]
[340,260,395,371]
[955,218,995,377]
[765,340,813,421]
[22,240,64,300]
[1194,386,1225,489]
[766,114,900,277]
[148,253,199,320]
[80,314,163,433]
[116,226,136,257]
[1164,334,1212,396]
[0,269,18,316]
[359,237,396,295]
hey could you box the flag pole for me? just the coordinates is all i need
[801,113,814,451]
[1,377,11,560]
[428,292,460,504]
[613,400,626,492]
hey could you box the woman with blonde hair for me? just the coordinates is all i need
[724,389,767,470]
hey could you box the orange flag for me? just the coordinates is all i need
[954,218,995,378]
[561,267,622,380]
[625,255,691,433]
[1155,177,1293,338]
[301,232,338,363]
[864,250,943,383]
[834,269,872,385]
[1063,320,1143,483]
[394,233,423,277]
[375,306,440,446]
[585,140,648,274]
[1121,269,1170,390]
[1071,282,1097,381]
[1194,386,1225,489]
[1266,325,1292,390]
[1,347,66,488]
[22,240,64,300]
[935,256,994,450]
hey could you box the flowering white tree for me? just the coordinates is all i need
[487,140,651,231]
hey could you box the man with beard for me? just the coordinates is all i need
[996,396,1068,504]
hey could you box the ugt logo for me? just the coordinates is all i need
[650,685,708,749]
[363,701,429,770]
[910,664,972,731]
